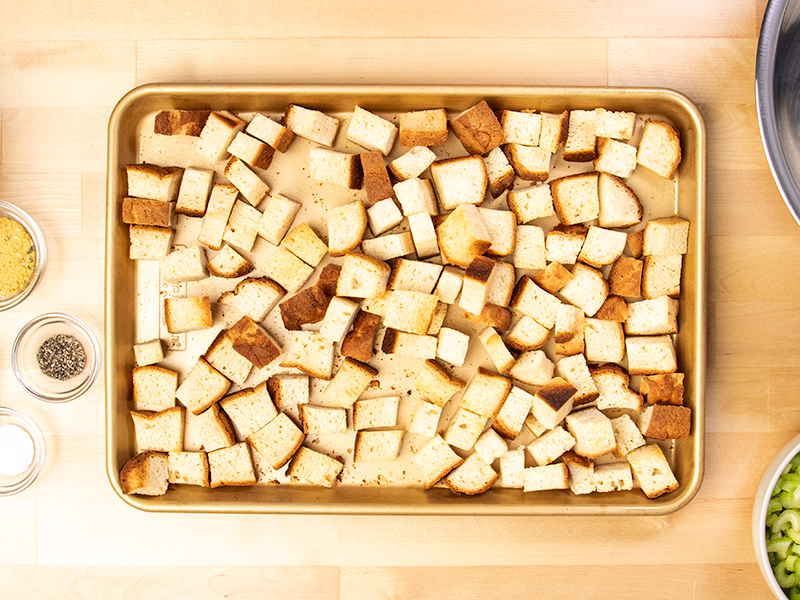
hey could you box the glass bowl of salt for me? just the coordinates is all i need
[12,313,101,403]
[0,406,45,496]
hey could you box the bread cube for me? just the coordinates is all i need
[594,138,637,179]
[408,399,443,438]
[361,231,415,261]
[407,211,440,260]
[283,104,340,147]
[245,112,295,153]
[477,327,516,374]
[436,326,470,368]
[413,434,464,488]
[126,163,184,202]
[504,315,551,352]
[514,224,546,270]
[218,381,278,439]
[130,407,185,453]
[473,429,509,465]
[550,171,600,225]
[257,193,301,245]
[222,200,261,252]
[626,443,679,498]
[120,451,170,496]
[122,196,174,228]
[319,296,360,345]
[204,330,253,386]
[554,303,585,357]
[638,404,692,440]
[556,354,599,407]
[381,328,437,359]
[492,385,534,440]
[198,183,238,251]
[559,263,609,318]
[523,463,569,492]
[168,451,209,487]
[584,318,626,364]
[388,258,442,294]
[625,296,679,336]
[227,131,274,170]
[636,119,682,179]
[310,148,363,190]
[484,146,515,198]
[499,109,542,146]
[129,225,174,261]
[436,204,492,268]
[595,294,629,322]
[508,349,555,387]
[642,254,682,299]
[227,316,281,369]
[176,356,231,415]
[353,396,400,431]
[532,262,573,296]
[207,442,256,488]
[341,310,381,363]
[394,177,438,216]
[597,171,643,228]
[509,275,561,329]
[539,110,569,153]
[217,277,285,322]
[443,407,486,451]
[566,407,616,459]
[354,429,404,462]
[499,447,526,489]
[531,377,576,430]
[578,226,627,268]
[299,404,348,434]
[610,414,646,458]
[591,461,633,493]
[161,245,208,284]
[592,364,643,412]
[246,413,304,470]
[281,331,335,380]
[224,157,270,208]
[347,105,398,155]
[505,144,551,182]
[640,373,685,405]
[323,357,378,409]
[478,208,516,258]
[626,335,678,375]
[507,183,556,224]
[643,216,690,256]
[154,109,210,137]
[194,403,236,452]
[459,367,512,422]
[328,200,367,257]
[415,359,466,407]
[164,296,213,334]
[132,364,177,408]
[260,247,314,293]
[562,109,597,162]
[384,290,439,335]
[448,100,505,155]
[526,425,576,466]
[367,198,403,237]
[266,373,310,409]
[445,452,499,495]
[594,108,636,140]
[459,256,497,316]
[286,446,344,488]
[399,108,448,146]
[433,266,464,305]
[430,155,488,211]
[207,245,253,279]
[133,339,164,368]
[390,146,438,182]
[360,150,394,203]
[337,252,391,298]
[545,224,587,265]
[197,111,246,163]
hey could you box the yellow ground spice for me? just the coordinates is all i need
[0,217,35,298]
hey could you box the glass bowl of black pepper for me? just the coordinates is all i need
[12,313,100,403]
[0,201,46,311]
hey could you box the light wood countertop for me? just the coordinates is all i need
[0,0,787,597]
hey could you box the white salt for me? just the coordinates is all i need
[0,424,34,477]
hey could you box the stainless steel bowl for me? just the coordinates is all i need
[757,0,800,224]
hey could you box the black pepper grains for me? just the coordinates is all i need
[36,334,86,380]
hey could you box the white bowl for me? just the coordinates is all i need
[0,406,46,496]
[753,433,800,599]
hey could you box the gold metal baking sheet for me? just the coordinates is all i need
[105,84,706,515]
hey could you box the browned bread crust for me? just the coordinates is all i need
[341,311,381,363]
[154,110,210,136]
[227,316,281,369]
[448,100,505,155]
[279,286,331,330]
[359,151,393,203]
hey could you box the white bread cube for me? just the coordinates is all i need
[217,277,285,322]
[636,119,682,179]
[539,110,569,153]
[597,171,643,228]
[594,138,637,179]
[175,167,214,217]
[556,354,599,407]
[176,356,231,415]
[126,164,183,202]
[642,216,690,256]
[642,254,683,299]
[394,177,439,216]
[625,335,678,375]
[486,260,515,308]
[384,290,439,335]
[523,463,569,492]
[626,443,679,498]
[222,199,261,252]
[347,106,398,156]
[133,339,164,368]
[194,404,236,452]
[509,349,554,387]
[245,113,295,153]
[578,226,627,268]
[367,198,403,237]
[164,296,213,334]
[399,108,448,147]
[266,373,310,409]
[168,451,209,487]
[279,222,327,267]
[299,404,347,434]
[504,144,551,182]
[354,429,404,462]
[323,357,378,409]
[459,367,512,421]
[381,329,437,359]
[562,109,597,162]
[526,425,576,466]
[492,385,533,440]
[197,111,246,163]
[525,413,549,438]
[430,155,488,211]
[353,396,400,431]
[473,428,509,465]
[328,200,368,257]
[445,452,499,495]
[504,315,551,352]
[203,330,253,386]
[388,259,442,293]
[507,183,556,224]
[592,461,633,493]
[130,407,184,453]
[592,364,643,412]
[408,399,443,438]
[336,252,391,298]
[509,276,561,329]
[565,407,616,459]
[550,171,600,225]
[310,148,363,190]
[319,296,360,345]
[513,224,546,270]
[197,183,238,251]
[389,146,437,181]
[227,131,274,171]
[561,450,595,495]
[407,211,440,259]
[625,296,679,336]
[443,407,486,451]
[413,434,464,488]
[132,365,177,408]
[459,256,497,315]
[433,266,464,305]
[478,207,517,258]
[545,225,587,265]
[436,326,470,368]
[477,327,516,374]
[361,231,415,261]
[415,359,466,407]
[595,108,636,140]
[207,442,256,488]
[558,263,609,318]
[207,245,253,279]
[280,331,335,380]
[435,203,492,268]
[499,109,542,146]
[584,318,626,364]
[161,245,208,283]
[484,146,515,198]
[428,302,448,336]
[283,104,340,147]
[259,246,314,293]
[218,381,278,439]
[257,193,300,245]
[610,414,646,458]
[129,225,174,261]
[286,446,343,488]
[224,157,270,208]
[531,377,576,430]
[554,303,585,357]
[499,446,526,489]
[246,413,304,470]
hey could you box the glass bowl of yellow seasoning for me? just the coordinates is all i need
[12,313,100,403]
[0,201,46,311]
[0,406,46,496]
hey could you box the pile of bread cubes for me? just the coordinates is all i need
[118,97,691,502]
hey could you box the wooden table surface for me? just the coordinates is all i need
[0,0,788,598]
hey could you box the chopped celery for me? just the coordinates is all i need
[766,453,800,596]
[776,560,798,588]
[768,537,793,559]
[774,510,800,534]
[771,499,785,514]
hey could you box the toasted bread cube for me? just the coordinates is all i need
[353,396,400,431]
[554,303,585,357]
[310,148,363,190]
[514,224,546,271]
[354,429,405,462]
[592,461,633,493]
[594,108,636,140]
[636,119,682,179]
[527,425,576,466]
[642,254,682,299]
[492,385,534,440]
[217,277,285,322]
[430,155,488,212]
[194,403,236,452]
[478,208,516,258]
[246,413,304,470]
[164,296,213,334]
[608,256,643,298]
[436,326,470,368]
[323,357,378,409]
[638,404,692,440]
[504,144,551,182]
[429,301,453,333]
[436,204,492,268]
[266,373,310,409]
[507,183,555,224]
[468,302,513,331]
[161,245,208,284]
[367,198,403,237]
[594,138,637,179]
[499,446,526,489]
[283,104,340,147]
[474,429,509,469]
[640,373,685,406]
[459,367,512,420]
[278,283,328,330]
[257,193,301,245]
[126,163,184,202]
[592,364,643,412]
[484,146,515,198]
[596,295,629,322]
[132,364,177,408]
[556,354,599,407]
[443,407,486,451]
[643,216,690,257]
[414,434,464,488]
[222,199,261,252]
[406,211,439,260]
[399,108,448,146]
[260,247,315,293]
[485,260,515,308]
[509,275,561,329]
[566,408,616,459]
[545,224,587,265]
[299,404,348,434]
[154,109,210,137]
[207,245,254,279]
[563,109,597,162]
[388,258,442,294]
[360,150,394,203]
[523,463,569,492]
[122,196,174,228]
[226,316,281,369]
[227,131,274,170]
[120,451,170,496]
[286,446,344,488]
[525,413,549,437]
[610,414,646,458]
[390,146,438,182]
[381,328,437,359]
[341,310,381,363]
[336,252,391,299]
[539,110,569,153]
[319,296,361,345]
[626,335,678,375]
[328,200,368,257]
[204,330,253,386]
[197,111,246,163]
[584,318,626,364]
[508,349,555,387]
[394,177,438,216]
[445,452,499,495]
[449,100,505,155]
[477,327,516,374]
[550,171,600,225]
[560,450,594,495]
[176,356,231,415]
[245,112,295,153]
[207,442,256,488]
[218,381,278,439]
[626,443,679,498]
[532,261,573,295]
[459,256,497,315]
[578,226,627,269]
[168,451,209,487]
[499,109,542,146]
[384,290,439,335]
[224,157,270,208]
[433,266,464,305]
[625,296,679,336]
[281,331,335,380]
[346,106,398,155]
[559,263,609,318]
[361,231,415,261]
[628,229,645,258]
[133,339,164,368]
[415,359,466,407]
[197,183,238,251]
[408,399,443,438]
[597,171,643,228]
[532,377,576,430]
[129,225,174,261]
[504,315,550,352]
[130,407,185,453]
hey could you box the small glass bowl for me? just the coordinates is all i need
[12,313,101,403]
[0,201,46,311]
[0,406,46,496]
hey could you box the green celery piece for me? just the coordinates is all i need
[769,537,794,559]
[775,559,798,588]
[774,509,800,534]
